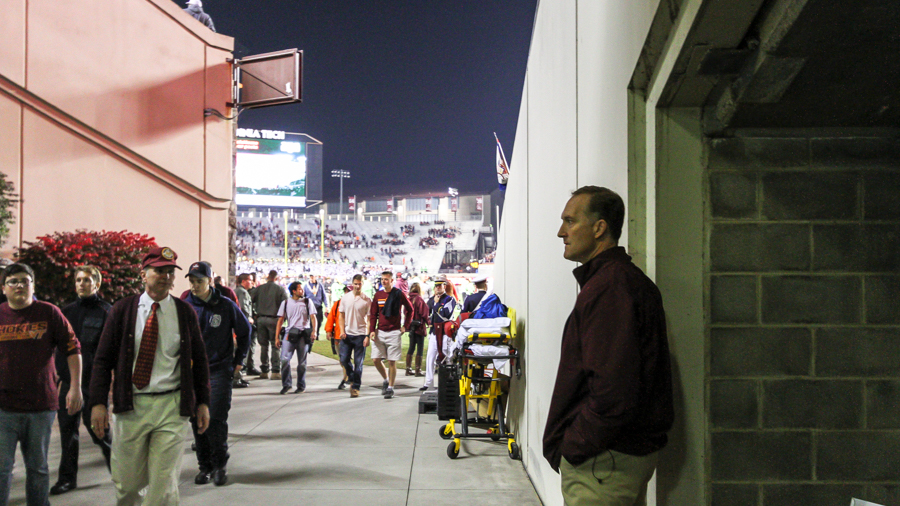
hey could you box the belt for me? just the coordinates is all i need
[135,387,181,397]
[258,315,279,318]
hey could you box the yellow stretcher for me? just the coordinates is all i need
[439,307,521,460]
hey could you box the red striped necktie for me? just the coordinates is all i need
[133,302,160,390]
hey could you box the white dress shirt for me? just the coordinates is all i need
[132,292,181,393]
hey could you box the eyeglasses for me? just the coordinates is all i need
[5,278,32,287]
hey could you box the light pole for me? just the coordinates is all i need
[330,170,351,217]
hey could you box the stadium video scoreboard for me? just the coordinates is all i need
[235,128,320,208]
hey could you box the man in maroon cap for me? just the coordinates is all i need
[90,246,211,506]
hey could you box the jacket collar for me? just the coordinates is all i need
[572,246,631,289]
[188,286,221,307]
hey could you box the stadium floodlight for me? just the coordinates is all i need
[448,187,458,196]
[331,170,351,215]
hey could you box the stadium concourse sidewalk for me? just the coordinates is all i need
[9,352,542,505]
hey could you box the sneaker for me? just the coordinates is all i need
[338,380,347,390]
[405,367,413,376]
[293,387,305,394]
[381,379,389,395]
[415,369,424,377]
[384,387,394,399]
[258,372,269,380]
[232,380,248,389]
[279,386,290,395]
[350,388,359,398]
[271,373,281,380]
[246,367,262,376]
[194,470,212,485]
[419,385,429,391]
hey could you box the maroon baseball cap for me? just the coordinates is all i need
[141,246,182,270]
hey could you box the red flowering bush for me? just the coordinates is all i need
[16,230,157,306]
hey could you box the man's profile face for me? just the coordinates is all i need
[241,278,252,289]
[558,194,603,264]
[3,272,34,307]
[75,271,99,298]
[381,275,393,291]
[189,275,211,297]
[142,266,176,294]
[292,284,304,298]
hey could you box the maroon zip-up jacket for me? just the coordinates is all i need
[543,246,673,472]
[89,293,210,417]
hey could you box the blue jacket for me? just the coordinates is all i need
[184,287,251,372]
[304,281,327,309]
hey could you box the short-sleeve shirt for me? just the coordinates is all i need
[0,301,81,412]
[339,292,371,335]
[277,297,317,331]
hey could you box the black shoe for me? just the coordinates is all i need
[50,480,77,495]
[191,442,197,451]
[418,385,429,391]
[384,388,394,399]
[381,379,389,395]
[294,387,305,394]
[233,379,249,388]
[212,467,228,486]
[338,380,347,390]
[246,367,262,376]
[280,386,290,395]
[195,470,212,485]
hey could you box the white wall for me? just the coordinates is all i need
[495,1,661,504]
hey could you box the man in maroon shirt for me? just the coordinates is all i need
[544,186,673,506]
[368,271,412,399]
[0,262,83,506]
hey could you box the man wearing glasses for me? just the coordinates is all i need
[90,247,210,506]
[0,263,83,506]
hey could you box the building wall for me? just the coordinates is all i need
[706,133,900,505]
[0,0,234,293]
[494,1,661,503]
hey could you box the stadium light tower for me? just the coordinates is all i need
[331,170,350,216]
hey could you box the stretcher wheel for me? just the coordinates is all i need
[447,440,460,459]
[508,442,520,460]
[439,424,452,440]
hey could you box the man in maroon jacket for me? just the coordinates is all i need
[544,187,673,506]
[368,271,412,399]
[90,246,210,506]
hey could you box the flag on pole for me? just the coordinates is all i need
[387,199,393,212]
[348,196,355,211]
[494,132,510,191]
[476,196,483,211]
[451,197,458,211]
[425,198,433,212]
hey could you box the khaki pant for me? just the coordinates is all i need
[560,451,658,506]
[111,391,189,506]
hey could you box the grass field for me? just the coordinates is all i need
[309,332,430,369]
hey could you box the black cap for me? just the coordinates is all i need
[185,261,213,279]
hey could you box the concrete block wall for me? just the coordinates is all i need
[706,135,900,505]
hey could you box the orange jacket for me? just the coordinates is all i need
[324,300,343,339]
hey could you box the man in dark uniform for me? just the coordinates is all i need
[51,265,112,495]
[462,274,489,313]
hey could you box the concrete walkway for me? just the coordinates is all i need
[8,352,542,505]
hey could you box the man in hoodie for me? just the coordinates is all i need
[51,265,112,495]
[368,271,412,399]
[183,261,251,487]
[183,0,215,32]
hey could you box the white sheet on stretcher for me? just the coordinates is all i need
[466,344,512,376]
[448,317,512,374]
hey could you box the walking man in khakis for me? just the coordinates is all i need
[90,246,211,506]
[252,270,288,380]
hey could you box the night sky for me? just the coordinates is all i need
[206,1,537,201]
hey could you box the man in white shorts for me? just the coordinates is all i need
[367,271,412,399]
